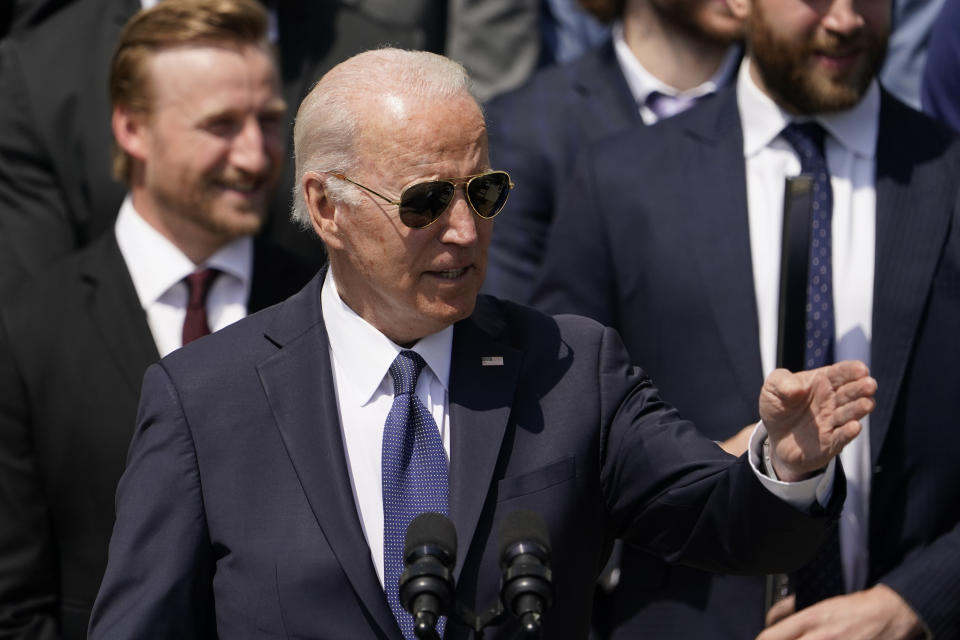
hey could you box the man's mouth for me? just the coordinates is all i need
[429,267,469,280]
[217,178,264,195]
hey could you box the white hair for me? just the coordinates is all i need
[290,48,477,227]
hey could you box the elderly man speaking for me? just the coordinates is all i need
[89,48,875,640]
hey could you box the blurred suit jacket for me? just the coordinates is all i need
[0,231,313,639]
[482,41,741,305]
[482,41,641,304]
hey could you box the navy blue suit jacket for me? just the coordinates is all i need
[89,273,843,639]
[535,86,960,639]
[482,41,642,304]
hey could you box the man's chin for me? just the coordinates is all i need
[205,206,267,240]
[793,73,871,113]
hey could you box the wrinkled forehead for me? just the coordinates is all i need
[355,91,488,173]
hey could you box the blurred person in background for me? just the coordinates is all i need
[482,0,744,305]
[0,1,313,636]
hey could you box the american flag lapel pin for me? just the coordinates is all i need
[481,356,504,367]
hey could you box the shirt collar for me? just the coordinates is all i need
[612,20,741,106]
[114,195,254,309]
[737,57,880,159]
[321,269,453,407]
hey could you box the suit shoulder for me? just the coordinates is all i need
[484,42,617,122]
[472,294,608,348]
[0,246,92,332]
[161,274,321,377]
[161,302,281,372]
[878,92,960,176]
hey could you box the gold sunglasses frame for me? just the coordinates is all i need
[331,170,514,229]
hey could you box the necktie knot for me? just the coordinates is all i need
[645,90,700,120]
[184,268,219,310]
[781,122,828,172]
[182,268,220,345]
[389,350,426,396]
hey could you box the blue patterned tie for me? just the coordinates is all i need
[781,122,835,369]
[781,122,844,607]
[382,350,449,638]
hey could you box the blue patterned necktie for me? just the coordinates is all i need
[382,350,449,638]
[780,122,835,370]
[781,122,844,607]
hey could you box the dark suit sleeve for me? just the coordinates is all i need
[531,147,618,327]
[880,522,960,639]
[0,40,79,290]
[0,317,61,639]
[88,364,215,639]
[592,324,842,575]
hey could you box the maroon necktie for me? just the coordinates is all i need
[182,268,220,345]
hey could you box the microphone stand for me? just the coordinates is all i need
[448,600,505,640]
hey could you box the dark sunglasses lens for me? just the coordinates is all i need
[398,181,455,228]
[467,172,511,218]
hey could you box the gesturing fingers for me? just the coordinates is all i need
[824,360,871,390]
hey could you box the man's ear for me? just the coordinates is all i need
[303,172,343,249]
[111,105,149,163]
[727,0,750,21]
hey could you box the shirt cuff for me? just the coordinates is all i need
[747,422,835,511]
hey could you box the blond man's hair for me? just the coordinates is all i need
[108,0,269,184]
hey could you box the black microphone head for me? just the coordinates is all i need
[498,509,551,566]
[404,512,457,565]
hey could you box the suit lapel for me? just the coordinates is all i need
[81,233,160,396]
[869,94,956,463]
[570,41,642,140]
[257,275,400,639]
[678,89,764,407]
[447,300,522,581]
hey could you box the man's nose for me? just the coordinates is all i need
[437,191,480,245]
[230,117,269,175]
[822,0,866,36]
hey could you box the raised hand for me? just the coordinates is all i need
[759,361,876,482]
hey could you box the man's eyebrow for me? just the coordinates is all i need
[261,98,288,114]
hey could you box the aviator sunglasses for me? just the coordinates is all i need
[332,170,514,229]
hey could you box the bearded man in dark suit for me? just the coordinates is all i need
[536,0,960,637]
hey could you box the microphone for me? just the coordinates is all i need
[400,512,457,639]
[498,510,553,638]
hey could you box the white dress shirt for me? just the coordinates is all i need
[738,59,877,592]
[321,269,452,588]
[114,197,253,357]
[612,21,741,125]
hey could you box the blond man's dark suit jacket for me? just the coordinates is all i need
[535,86,960,639]
[0,231,313,639]
[89,272,844,639]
